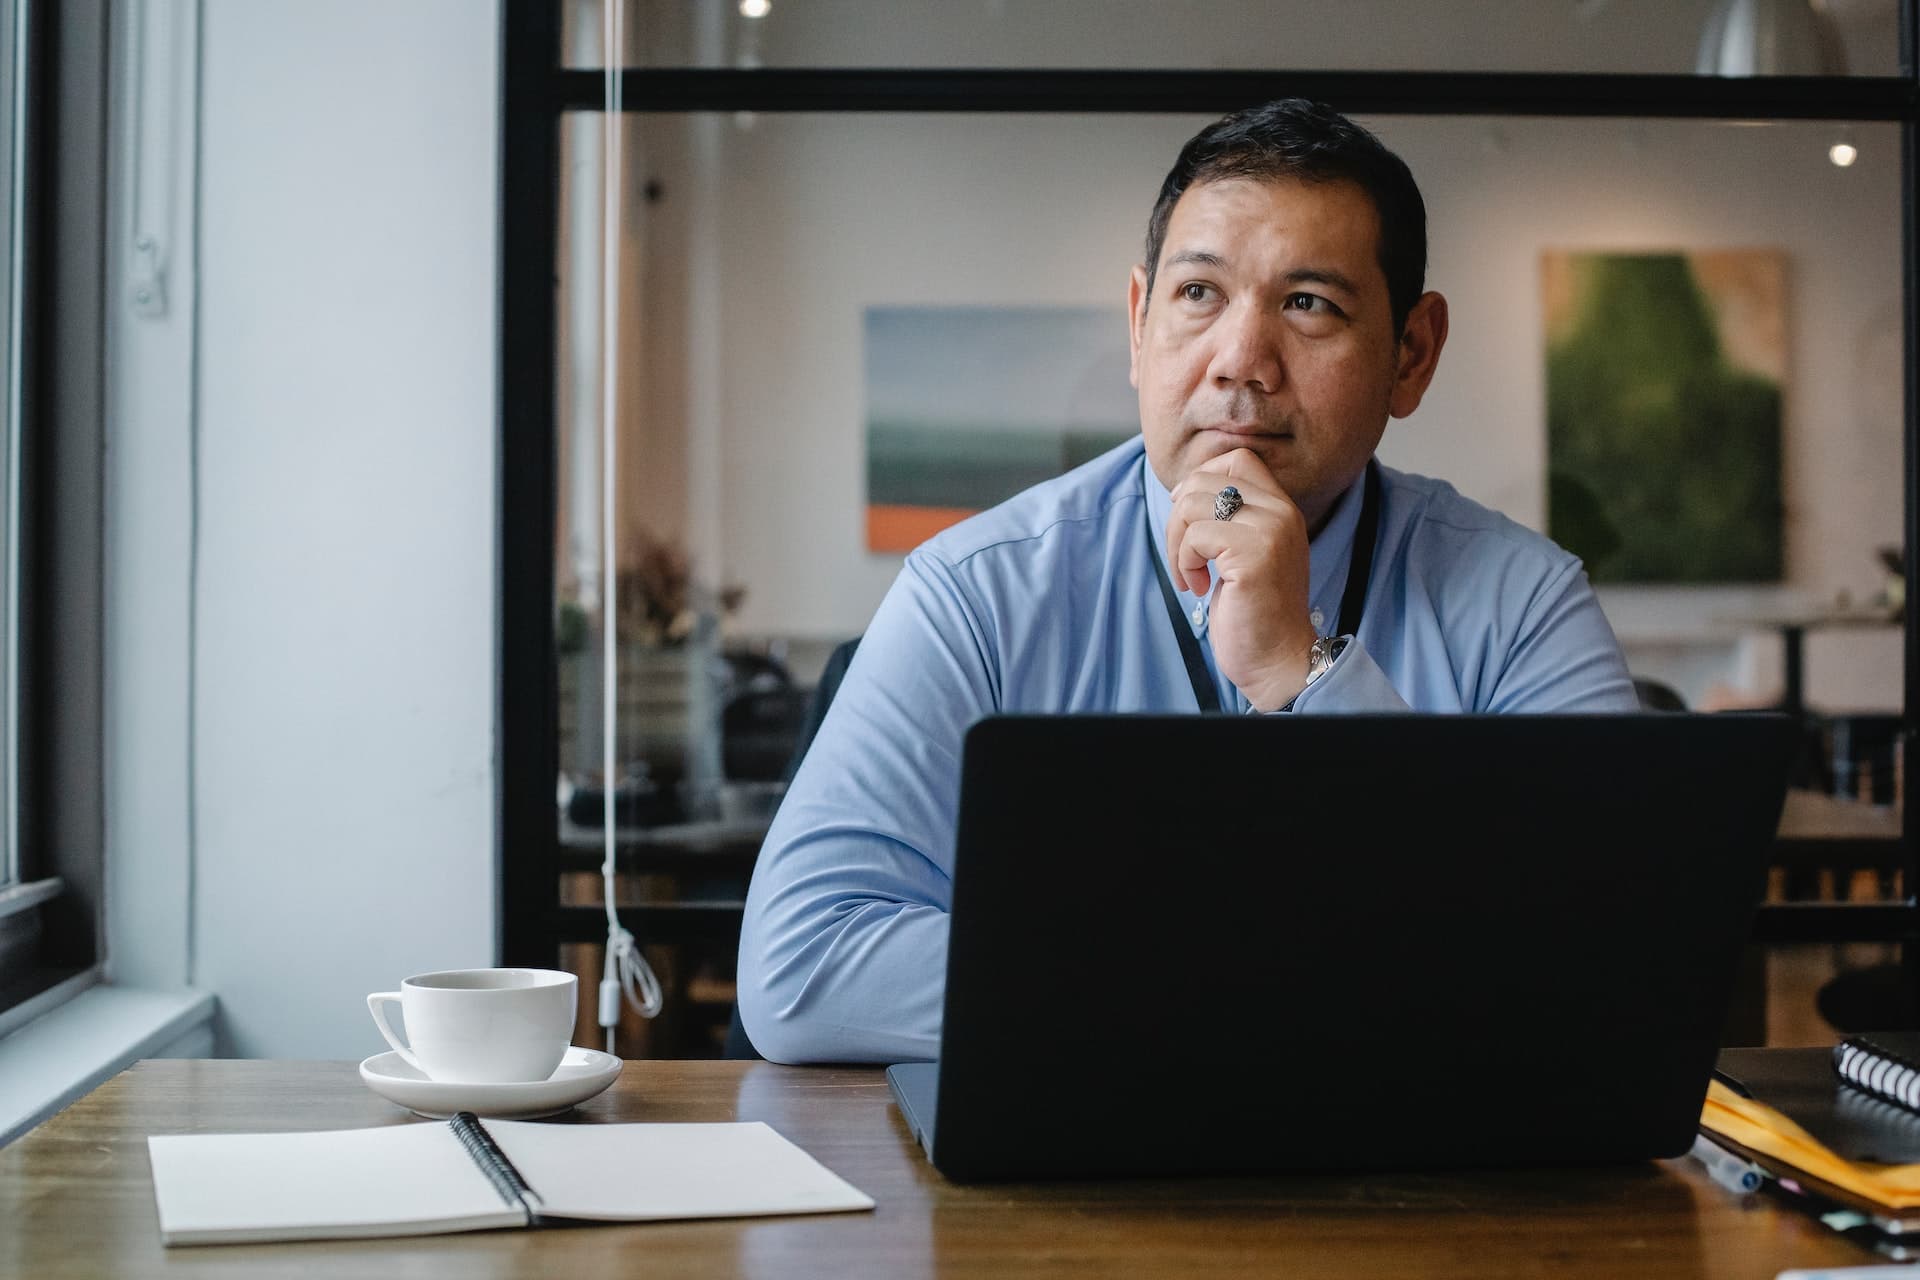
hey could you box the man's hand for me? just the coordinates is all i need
[1166,448,1323,712]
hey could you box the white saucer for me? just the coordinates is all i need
[359,1047,622,1120]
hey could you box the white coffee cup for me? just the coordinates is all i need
[366,967,578,1084]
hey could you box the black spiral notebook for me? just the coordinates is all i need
[145,1110,872,1246]
[1719,1045,1920,1167]
[1835,1033,1920,1117]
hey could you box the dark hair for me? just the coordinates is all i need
[1143,99,1427,338]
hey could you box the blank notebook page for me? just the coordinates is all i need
[147,1123,526,1243]
[486,1120,875,1221]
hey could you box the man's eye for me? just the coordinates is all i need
[1285,292,1332,313]
[1180,282,1214,303]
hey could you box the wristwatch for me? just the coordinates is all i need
[1278,634,1349,712]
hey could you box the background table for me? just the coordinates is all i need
[0,1058,1879,1278]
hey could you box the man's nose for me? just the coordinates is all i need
[1207,301,1284,394]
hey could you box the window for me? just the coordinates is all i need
[0,0,107,1033]
[0,0,21,896]
[0,0,47,1019]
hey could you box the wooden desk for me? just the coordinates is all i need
[0,1058,1876,1278]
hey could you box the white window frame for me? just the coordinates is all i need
[0,0,213,1149]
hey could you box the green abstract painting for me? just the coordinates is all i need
[1544,251,1784,583]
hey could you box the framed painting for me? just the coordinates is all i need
[1544,250,1785,583]
[864,306,1136,552]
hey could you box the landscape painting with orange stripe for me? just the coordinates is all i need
[865,306,1136,552]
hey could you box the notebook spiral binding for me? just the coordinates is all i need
[1835,1039,1920,1114]
[1833,1083,1920,1159]
[449,1111,538,1215]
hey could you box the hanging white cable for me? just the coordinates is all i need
[598,0,662,1055]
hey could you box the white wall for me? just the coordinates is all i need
[179,0,499,1056]
[635,2,1906,712]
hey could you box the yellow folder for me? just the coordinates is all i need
[1703,1079,1920,1210]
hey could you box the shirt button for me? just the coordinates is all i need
[1310,607,1325,630]
[1190,603,1205,628]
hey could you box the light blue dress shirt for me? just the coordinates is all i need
[738,437,1638,1064]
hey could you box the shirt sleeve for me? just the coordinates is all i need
[736,550,994,1064]
[1477,558,1640,712]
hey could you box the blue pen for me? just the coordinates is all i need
[1691,1132,1763,1195]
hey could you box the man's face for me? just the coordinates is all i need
[1128,175,1413,529]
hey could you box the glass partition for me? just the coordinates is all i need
[563,0,1901,77]
[547,104,1907,1052]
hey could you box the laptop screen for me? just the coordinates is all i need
[923,713,1801,1180]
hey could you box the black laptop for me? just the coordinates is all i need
[887,713,1802,1182]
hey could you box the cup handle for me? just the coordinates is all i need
[366,992,423,1073]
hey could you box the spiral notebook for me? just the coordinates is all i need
[1706,1048,1920,1221]
[146,1112,874,1246]
[1835,1033,1920,1115]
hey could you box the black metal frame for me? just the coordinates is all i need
[544,67,1916,119]
[13,0,45,887]
[496,0,563,967]
[0,0,53,1009]
[498,1,1920,1015]
[21,0,98,979]
[3,0,103,1013]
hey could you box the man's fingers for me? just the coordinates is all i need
[1164,450,1298,596]
[1172,487,1292,541]
[1214,447,1278,492]
[1165,493,1233,594]
[1167,507,1207,596]
[1172,447,1282,506]
[1170,509,1261,595]
[1176,520,1230,582]
[1166,482,1311,595]
[1173,485,1266,527]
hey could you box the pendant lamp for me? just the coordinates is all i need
[1695,0,1847,76]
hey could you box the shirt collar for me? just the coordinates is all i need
[1141,452,1367,637]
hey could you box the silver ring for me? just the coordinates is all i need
[1213,485,1244,522]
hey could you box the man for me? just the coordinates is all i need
[738,99,1637,1064]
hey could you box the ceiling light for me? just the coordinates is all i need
[1695,0,1846,76]
[1830,140,1858,166]
[740,0,771,17]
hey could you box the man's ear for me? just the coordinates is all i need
[1127,264,1149,390]
[1388,291,1449,420]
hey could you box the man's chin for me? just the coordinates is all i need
[1184,433,1292,481]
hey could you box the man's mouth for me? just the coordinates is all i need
[1198,423,1290,439]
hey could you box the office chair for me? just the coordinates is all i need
[1632,676,1687,713]
[721,686,811,783]
[724,637,862,1060]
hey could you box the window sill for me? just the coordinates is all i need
[0,984,215,1147]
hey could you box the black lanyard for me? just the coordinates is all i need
[1148,460,1382,714]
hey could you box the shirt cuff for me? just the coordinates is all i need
[1281,636,1411,714]
[1255,635,1353,714]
